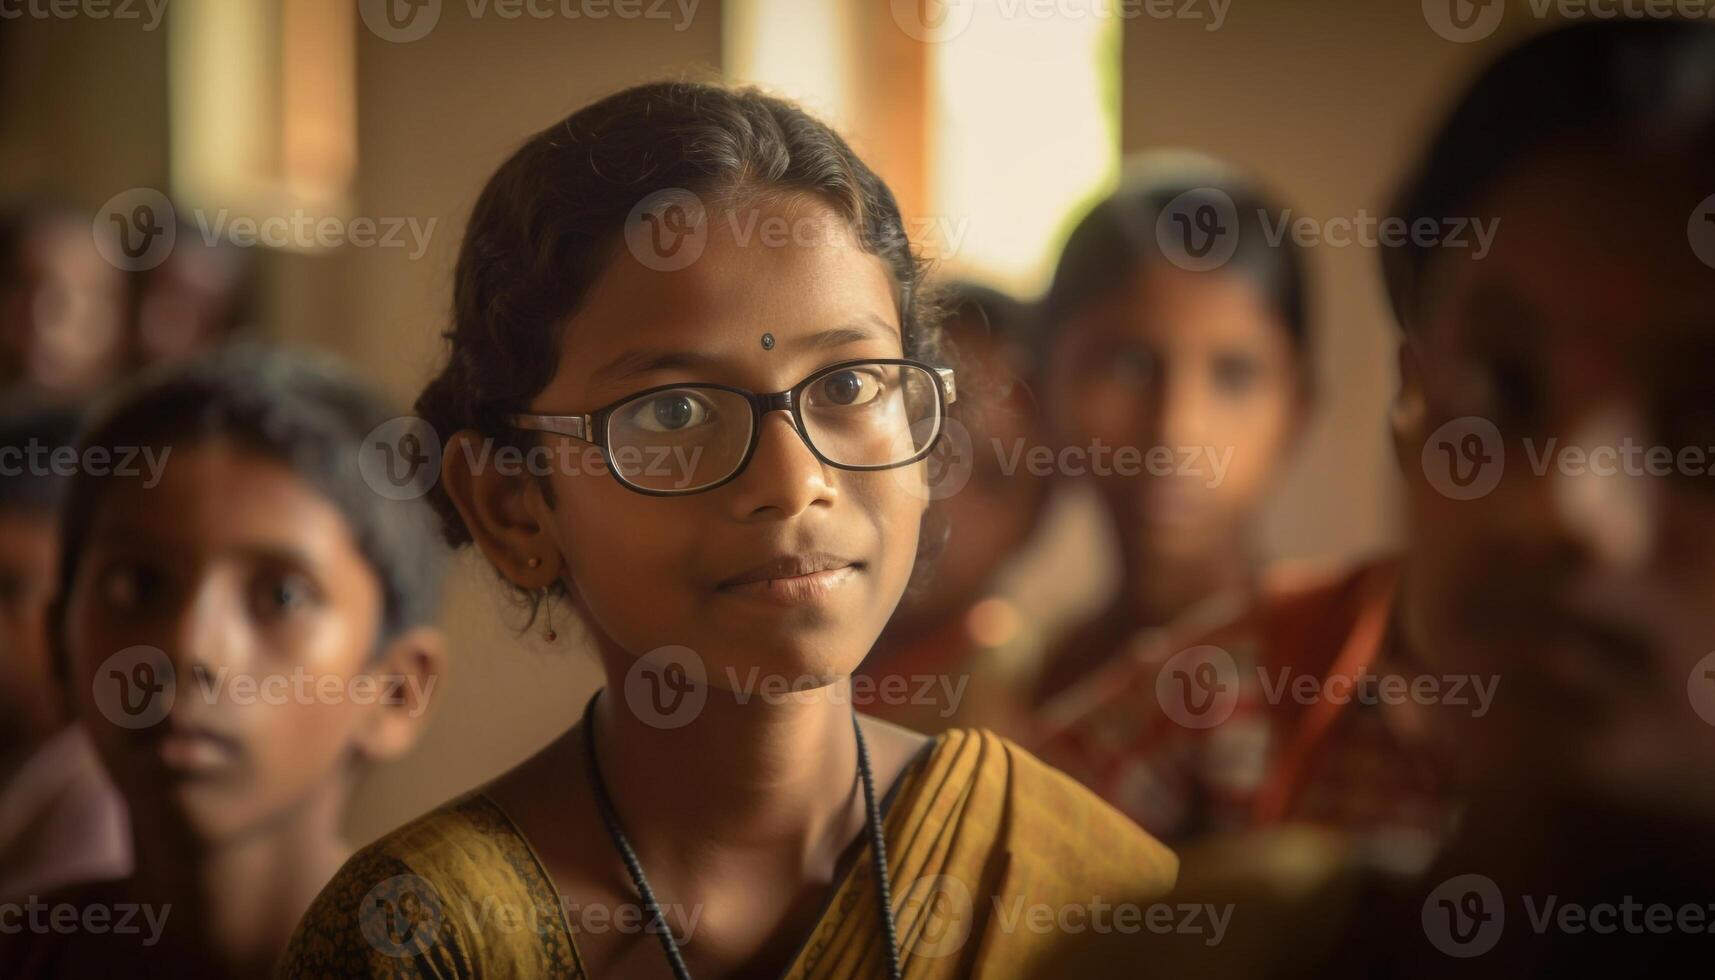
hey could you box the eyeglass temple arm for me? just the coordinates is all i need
[936,367,957,404]
[508,413,593,443]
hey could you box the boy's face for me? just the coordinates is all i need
[0,507,62,750]
[64,442,406,844]
[1397,147,1715,817]
[473,194,928,697]
[1047,261,1303,564]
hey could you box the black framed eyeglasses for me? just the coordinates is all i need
[508,358,957,496]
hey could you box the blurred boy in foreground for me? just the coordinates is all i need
[1058,19,1715,977]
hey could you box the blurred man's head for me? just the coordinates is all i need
[1385,21,1715,818]
[0,404,81,756]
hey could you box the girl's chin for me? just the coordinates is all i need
[702,649,863,696]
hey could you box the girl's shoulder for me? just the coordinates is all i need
[913,727,1180,893]
[278,790,587,978]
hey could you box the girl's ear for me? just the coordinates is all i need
[1390,338,1429,479]
[352,626,446,763]
[440,429,562,589]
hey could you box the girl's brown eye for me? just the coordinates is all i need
[628,391,717,433]
[1211,353,1261,395]
[252,571,321,621]
[812,369,884,408]
[1099,345,1159,385]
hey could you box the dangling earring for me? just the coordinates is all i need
[541,590,557,643]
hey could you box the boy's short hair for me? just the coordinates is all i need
[55,344,446,646]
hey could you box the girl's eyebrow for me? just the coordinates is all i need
[591,313,899,384]
[591,349,720,385]
[793,313,898,351]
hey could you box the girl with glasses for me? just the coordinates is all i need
[282,81,1175,979]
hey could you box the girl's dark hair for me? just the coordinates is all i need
[55,344,446,648]
[417,80,943,552]
[941,279,1033,348]
[1383,19,1715,331]
[1040,156,1310,357]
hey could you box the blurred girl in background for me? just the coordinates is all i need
[1031,158,1315,707]
[1032,161,1452,864]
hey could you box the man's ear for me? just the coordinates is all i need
[353,626,447,763]
[1390,338,1428,479]
[441,429,562,589]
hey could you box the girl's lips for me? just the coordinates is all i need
[155,731,240,773]
[717,564,860,605]
[133,722,242,774]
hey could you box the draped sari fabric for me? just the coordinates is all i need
[279,728,1177,978]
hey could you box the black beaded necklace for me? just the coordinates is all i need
[580,691,904,980]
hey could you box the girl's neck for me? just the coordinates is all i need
[591,650,863,878]
[124,772,352,977]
